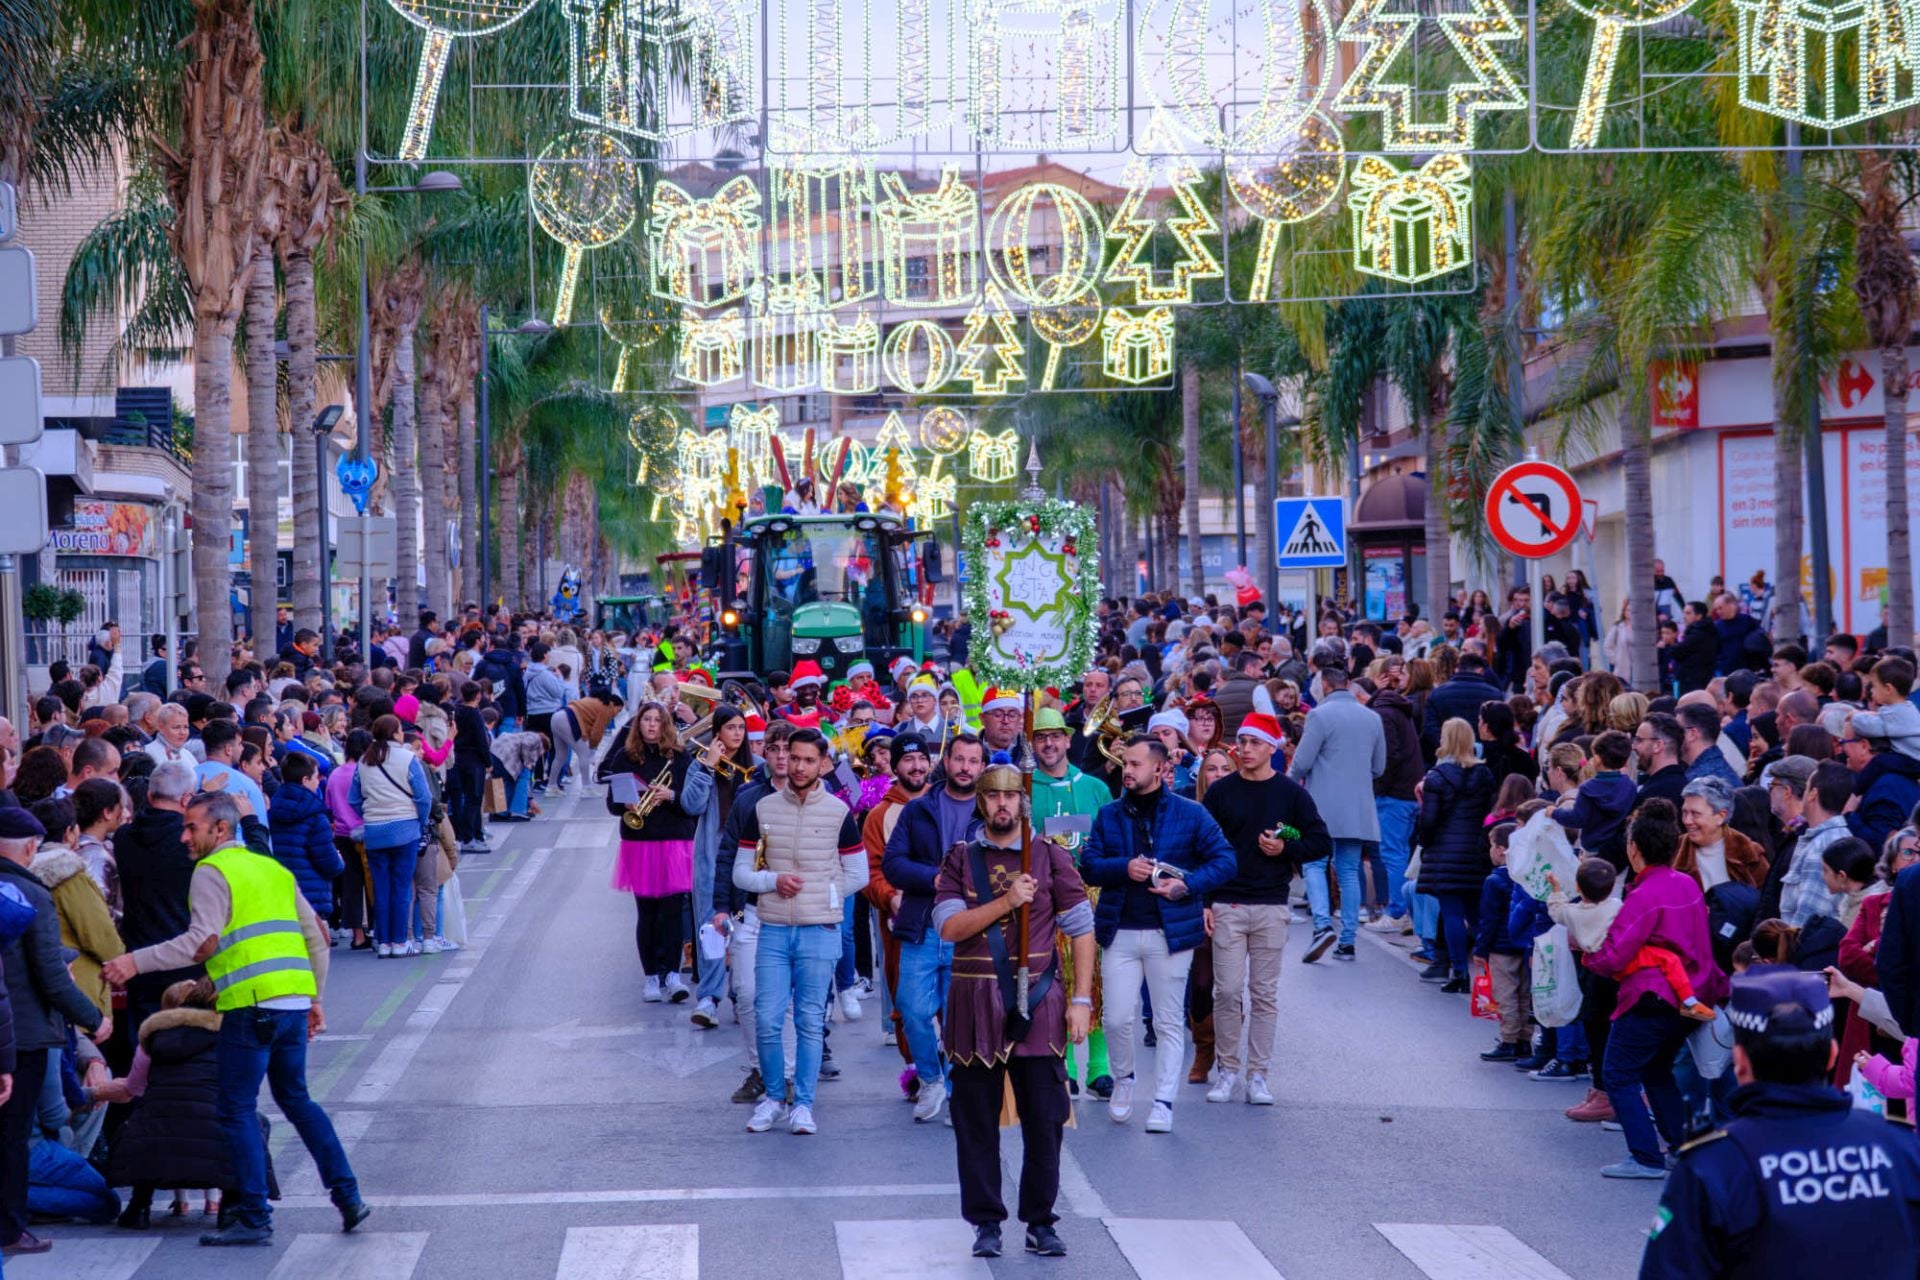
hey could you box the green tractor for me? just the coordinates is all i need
[710,510,932,683]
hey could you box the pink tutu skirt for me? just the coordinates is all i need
[612,838,694,898]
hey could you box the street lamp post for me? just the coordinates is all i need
[1243,372,1281,611]
[312,404,345,655]
[478,303,491,611]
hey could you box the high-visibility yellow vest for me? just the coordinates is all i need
[203,847,317,1011]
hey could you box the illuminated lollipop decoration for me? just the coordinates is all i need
[600,291,677,392]
[390,0,542,160]
[1565,0,1698,147]
[530,129,641,327]
[1227,111,1346,302]
[1030,302,1102,390]
[625,403,680,483]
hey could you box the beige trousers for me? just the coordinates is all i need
[1210,902,1290,1077]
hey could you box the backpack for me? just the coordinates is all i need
[1705,880,1760,972]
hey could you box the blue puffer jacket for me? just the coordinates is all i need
[1474,866,1527,956]
[1847,751,1920,852]
[882,791,979,945]
[268,782,347,915]
[1081,790,1237,952]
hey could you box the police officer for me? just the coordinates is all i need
[1640,967,1920,1278]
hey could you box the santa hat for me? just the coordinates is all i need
[745,714,767,742]
[1237,712,1284,748]
[791,660,826,689]
[982,687,1023,713]
[889,656,916,682]
[783,709,823,730]
[847,659,875,681]
[1148,708,1190,737]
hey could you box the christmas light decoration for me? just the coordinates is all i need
[1101,306,1176,384]
[1334,0,1526,152]
[728,402,782,488]
[818,313,881,394]
[910,455,958,521]
[882,319,957,394]
[601,293,677,392]
[389,0,541,160]
[648,176,762,307]
[751,276,824,392]
[971,0,1124,148]
[1138,0,1334,151]
[877,167,980,308]
[919,406,970,456]
[875,408,917,461]
[768,161,878,308]
[1031,302,1102,390]
[562,0,754,144]
[1228,111,1347,302]
[765,0,966,151]
[1565,0,1697,147]
[1734,0,1920,128]
[529,129,641,326]
[1347,154,1474,284]
[954,282,1027,396]
[986,182,1104,307]
[1103,117,1223,306]
[968,427,1021,483]
[675,307,745,385]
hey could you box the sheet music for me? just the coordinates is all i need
[610,772,641,805]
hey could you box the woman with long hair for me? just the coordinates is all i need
[348,715,433,957]
[1185,699,1224,758]
[684,705,753,1026]
[1416,718,1497,992]
[600,703,699,1002]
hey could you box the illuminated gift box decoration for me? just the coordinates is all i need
[1347,155,1473,285]
[765,0,967,151]
[818,313,882,394]
[563,0,754,143]
[878,167,980,308]
[970,0,1124,148]
[1733,0,1920,127]
[675,308,745,386]
[1100,306,1176,384]
[751,276,824,391]
[650,176,762,306]
[769,161,879,308]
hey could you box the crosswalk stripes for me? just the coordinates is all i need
[834,1219,991,1279]
[556,1225,699,1279]
[275,1107,375,1197]
[265,1231,430,1280]
[1104,1218,1284,1280]
[8,1235,158,1280]
[1374,1223,1577,1280]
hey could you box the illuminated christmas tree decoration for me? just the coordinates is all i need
[751,276,824,392]
[1565,0,1696,147]
[765,0,966,152]
[675,307,746,386]
[1333,0,1526,152]
[878,167,980,308]
[648,176,762,307]
[1031,302,1102,390]
[986,182,1104,307]
[911,455,958,521]
[1733,0,1920,128]
[875,409,917,461]
[971,0,1124,148]
[1137,0,1334,151]
[1228,111,1346,302]
[955,282,1027,396]
[882,319,958,394]
[1101,306,1176,384]
[529,130,640,326]
[769,161,878,308]
[562,0,754,144]
[389,0,541,160]
[1104,116,1223,306]
[968,427,1021,483]
[919,406,971,456]
[818,313,882,394]
[1347,154,1474,284]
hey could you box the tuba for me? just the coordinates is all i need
[1081,697,1127,767]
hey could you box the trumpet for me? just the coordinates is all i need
[698,738,753,783]
[621,766,675,831]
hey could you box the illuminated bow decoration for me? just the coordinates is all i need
[1348,154,1473,279]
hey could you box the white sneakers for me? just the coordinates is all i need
[913,1080,948,1124]
[690,997,719,1028]
[1207,1072,1239,1103]
[375,943,394,958]
[1145,1101,1174,1133]
[1363,915,1403,934]
[1108,1077,1135,1123]
[663,973,692,1004]
[838,988,862,1021]
[641,976,664,1003]
[747,1099,790,1132]
[789,1105,818,1135]
[422,938,446,954]
[1246,1074,1275,1106]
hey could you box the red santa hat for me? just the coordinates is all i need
[745,714,767,742]
[889,656,917,682]
[1236,712,1284,749]
[981,687,1024,713]
[783,709,824,730]
[790,660,826,689]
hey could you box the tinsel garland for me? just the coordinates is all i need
[961,498,1100,690]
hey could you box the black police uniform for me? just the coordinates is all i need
[1640,1081,1920,1278]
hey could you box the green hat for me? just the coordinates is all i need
[1031,707,1069,735]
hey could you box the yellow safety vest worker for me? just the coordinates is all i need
[203,847,318,1012]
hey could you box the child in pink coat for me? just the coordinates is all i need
[1858,1038,1919,1101]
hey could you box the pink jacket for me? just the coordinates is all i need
[1584,864,1729,1019]
[1860,1037,1919,1101]
[325,763,362,837]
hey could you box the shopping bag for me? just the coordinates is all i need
[1850,1073,1888,1116]
[484,777,506,814]
[1530,924,1583,1027]
[1506,810,1581,904]
[1470,961,1500,1020]
[1688,1006,1733,1081]
[441,872,469,947]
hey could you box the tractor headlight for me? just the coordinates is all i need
[792,637,821,655]
[835,635,865,654]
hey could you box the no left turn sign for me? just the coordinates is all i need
[1484,460,1582,560]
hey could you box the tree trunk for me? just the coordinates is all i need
[1771,360,1806,642]
[244,242,279,651]
[1182,361,1204,597]
[391,318,421,624]
[1158,505,1180,591]
[192,322,237,685]
[1621,393,1659,692]
[418,337,451,620]
[457,386,478,610]
[1423,420,1451,626]
[284,248,324,634]
[1884,344,1913,646]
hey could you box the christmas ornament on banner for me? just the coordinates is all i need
[389,0,541,160]
[529,129,640,326]
[1733,0,1920,128]
[970,0,1125,149]
[1103,115,1223,306]
[764,0,967,152]
[1347,155,1474,285]
[964,498,1100,691]
[1334,0,1526,151]
[1136,0,1335,151]
[562,0,754,144]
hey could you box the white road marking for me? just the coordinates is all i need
[266,1231,429,1280]
[1104,1219,1283,1280]
[8,1236,157,1280]
[1374,1224,1577,1280]
[1058,1144,1111,1218]
[348,846,551,1103]
[835,1219,990,1279]
[560,820,605,847]
[274,1182,955,1211]
[556,1224,699,1280]
[278,1107,376,1197]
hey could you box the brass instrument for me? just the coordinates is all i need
[1081,697,1127,767]
[621,762,674,831]
[698,736,753,783]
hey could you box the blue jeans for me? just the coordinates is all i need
[1410,891,1440,948]
[1435,890,1477,979]
[753,923,839,1108]
[1374,798,1417,919]
[28,1135,117,1222]
[367,844,414,946]
[1302,838,1365,946]
[836,894,859,992]
[1603,1003,1693,1169]
[896,931,954,1085]
[216,1008,359,1229]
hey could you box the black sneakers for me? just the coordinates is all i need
[1332,944,1356,961]
[1303,928,1337,963]
[973,1225,1003,1257]
[338,1200,372,1233]
[1026,1225,1068,1256]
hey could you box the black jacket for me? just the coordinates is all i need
[1369,691,1423,801]
[1674,619,1717,693]
[0,859,103,1050]
[1200,771,1330,903]
[1415,760,1496,896]
[1422,670,1505,759]
[474,648,527,718]
[1482,739,1539,787]
[1877,860,1920,1038]
[1636,762,1689,812]
[598,742,697,842]
[108,1009,241,1189]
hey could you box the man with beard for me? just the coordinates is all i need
[978,688,1028,762]
[778,661,828,727]
[883,734,987,1123]
[861,732,935,1087]
[1029,707,1115,1097]
[934,759,1093,1260]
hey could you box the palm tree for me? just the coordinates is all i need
[1851,154,1917,646]
[418,301,452,619]
[371,260,426,623]
[243,220,282,649]
[1181,361,1203,596]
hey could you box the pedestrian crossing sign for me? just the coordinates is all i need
[1274,497,1347,568]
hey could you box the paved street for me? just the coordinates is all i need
[32,803,1659,1280]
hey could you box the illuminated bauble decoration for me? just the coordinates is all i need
[882,319,958,394]
[389,0,541,160]
[919,406,970,456]
[1137,0,1335,151]
[529,129,640,326]
[986,182,1104,307]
